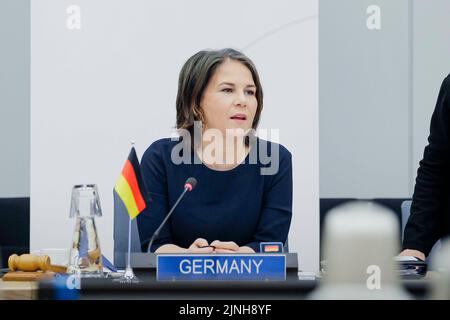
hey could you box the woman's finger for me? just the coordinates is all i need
[211,241,239,251]
[191,238,209,248]
[188,246,214,254]
[214,248,237,254]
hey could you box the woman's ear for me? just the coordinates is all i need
[191,103,199,120]
[192,104,205,125]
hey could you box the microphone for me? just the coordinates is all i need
[146,177,197,253]
[184,177,197,192]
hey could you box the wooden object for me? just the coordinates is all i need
[8,254,67,274]
[2,271,55,282]
[0,279,37,299]
[8,254,50,272]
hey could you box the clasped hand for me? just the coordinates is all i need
[187,238,254,254]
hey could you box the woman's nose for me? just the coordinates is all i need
[234,92,247,107]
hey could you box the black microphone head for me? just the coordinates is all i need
[184,177,197,191]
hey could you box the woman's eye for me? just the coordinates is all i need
[246,90,255,95]
[222,88,233,93]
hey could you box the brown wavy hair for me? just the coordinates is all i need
[176,48,263,145]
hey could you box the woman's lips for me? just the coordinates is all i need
[230,114,247,121]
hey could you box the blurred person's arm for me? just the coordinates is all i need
[402,75,450,258]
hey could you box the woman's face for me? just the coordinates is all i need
[199,59,258,136]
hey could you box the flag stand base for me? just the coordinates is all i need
[113,265,139,283]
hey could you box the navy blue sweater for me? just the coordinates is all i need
[137,137,293,253]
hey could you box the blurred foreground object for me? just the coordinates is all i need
[310,201,410,299]
[429,238,450,299]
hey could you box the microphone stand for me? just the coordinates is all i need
[146,187,190,253]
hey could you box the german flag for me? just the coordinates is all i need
[262,243,282,253]
[114,147,147,219]
[263,245,280,253]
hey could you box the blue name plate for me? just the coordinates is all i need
[157,254,286,281]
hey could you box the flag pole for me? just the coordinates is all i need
[118,140,139,283]
[127,216,132,269]
[122,214,137,280]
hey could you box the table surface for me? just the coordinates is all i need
[0,271,435,300]
[0,279,38,300]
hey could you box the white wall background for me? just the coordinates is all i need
[320,0,411,198]
[319,0,450,199]
[31,0,319,272]
[0,0,29,197]
[412,0,450,184]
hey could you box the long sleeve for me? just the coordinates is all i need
[137,138,294,253]
[245,148,293,252]
[403,75,450,256]
[137,140,173,252]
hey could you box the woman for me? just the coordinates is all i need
[137,48,292,254]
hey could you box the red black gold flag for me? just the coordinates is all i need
[114,147,147,219]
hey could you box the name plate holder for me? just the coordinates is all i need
[130,252,299,281]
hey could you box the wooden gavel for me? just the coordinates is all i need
[8,254,67,273]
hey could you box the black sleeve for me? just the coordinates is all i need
[403,75,450,256]
[137,141,173,252]
[245,147,293,252]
